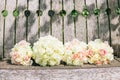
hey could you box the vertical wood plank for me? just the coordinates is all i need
[5,0,16,58]
[40,0,50,37]
[0,0,5,59]
[98,0,109,41]
[95,0,105,39]
[64,0,74,42]
[16,0,27,42]
[87,0,98,41]
[28,0,38,43]
[52,0,62,41]
[109,0,120,57]
[76,0,86,42]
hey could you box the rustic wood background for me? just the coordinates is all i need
[0,0,120,59]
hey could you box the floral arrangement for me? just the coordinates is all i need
[9,36,114,66]
[87,39,114,65]
[32,35,64,66]
[63,39,88,66]
[10,40,33,65]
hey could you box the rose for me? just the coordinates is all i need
[33,35,64,66]
[10,40,33,65]
[63,39,88,66]
[87,39,114,65]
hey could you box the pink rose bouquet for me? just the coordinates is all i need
[87,39,114,65]
[63,39,88,66]
[10,40,33,65]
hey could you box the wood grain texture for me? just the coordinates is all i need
[40,0,50,37]
[0,0,120,58]
[64,0,74,42]
[109,0,120,56]
[76,0,86,42]
[52,0,62,41]
[28,0,38,43]
[16,0,27,43]
[0,0,4,58]
[4,0,16,57]
[99,0,109,41]
[87,0,98,41]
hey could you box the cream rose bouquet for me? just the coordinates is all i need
[87,39,114,65]
[10,40,33,65]
[33,35,64,66]
[63,39,88,66]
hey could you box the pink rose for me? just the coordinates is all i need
[11,52,19,59]
[24,56,31,61]
[99,49,107,56]
[87,49,94,57]
[72,53,80,60]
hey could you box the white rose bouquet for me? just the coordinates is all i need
[87,39,114,65]
[10,40,33,65]
[63,39,88,66]
[33,35,64,66]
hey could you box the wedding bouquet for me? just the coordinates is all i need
[63,39,88,66]
[87,39,114,65]
[10,40,33,65]
[9,35,114,66]
[33,35,64,66]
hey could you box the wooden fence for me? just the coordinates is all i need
[0,0,120,59]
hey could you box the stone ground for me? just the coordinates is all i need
[0,58,120,80]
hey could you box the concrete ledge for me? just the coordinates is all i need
[0,59,120,80]
[0,67,120,80]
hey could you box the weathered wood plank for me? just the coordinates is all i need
[87,0,98,41]
[64,0,74,42]
[109,0,120,57]
[52,0,62,41]
[16,0,27,42]
[76,0,86,42]
[0,0,5,58]
[4,0,16,57]
[28,0,38,43]
[99,0,109,41]
[40,0,50,37]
